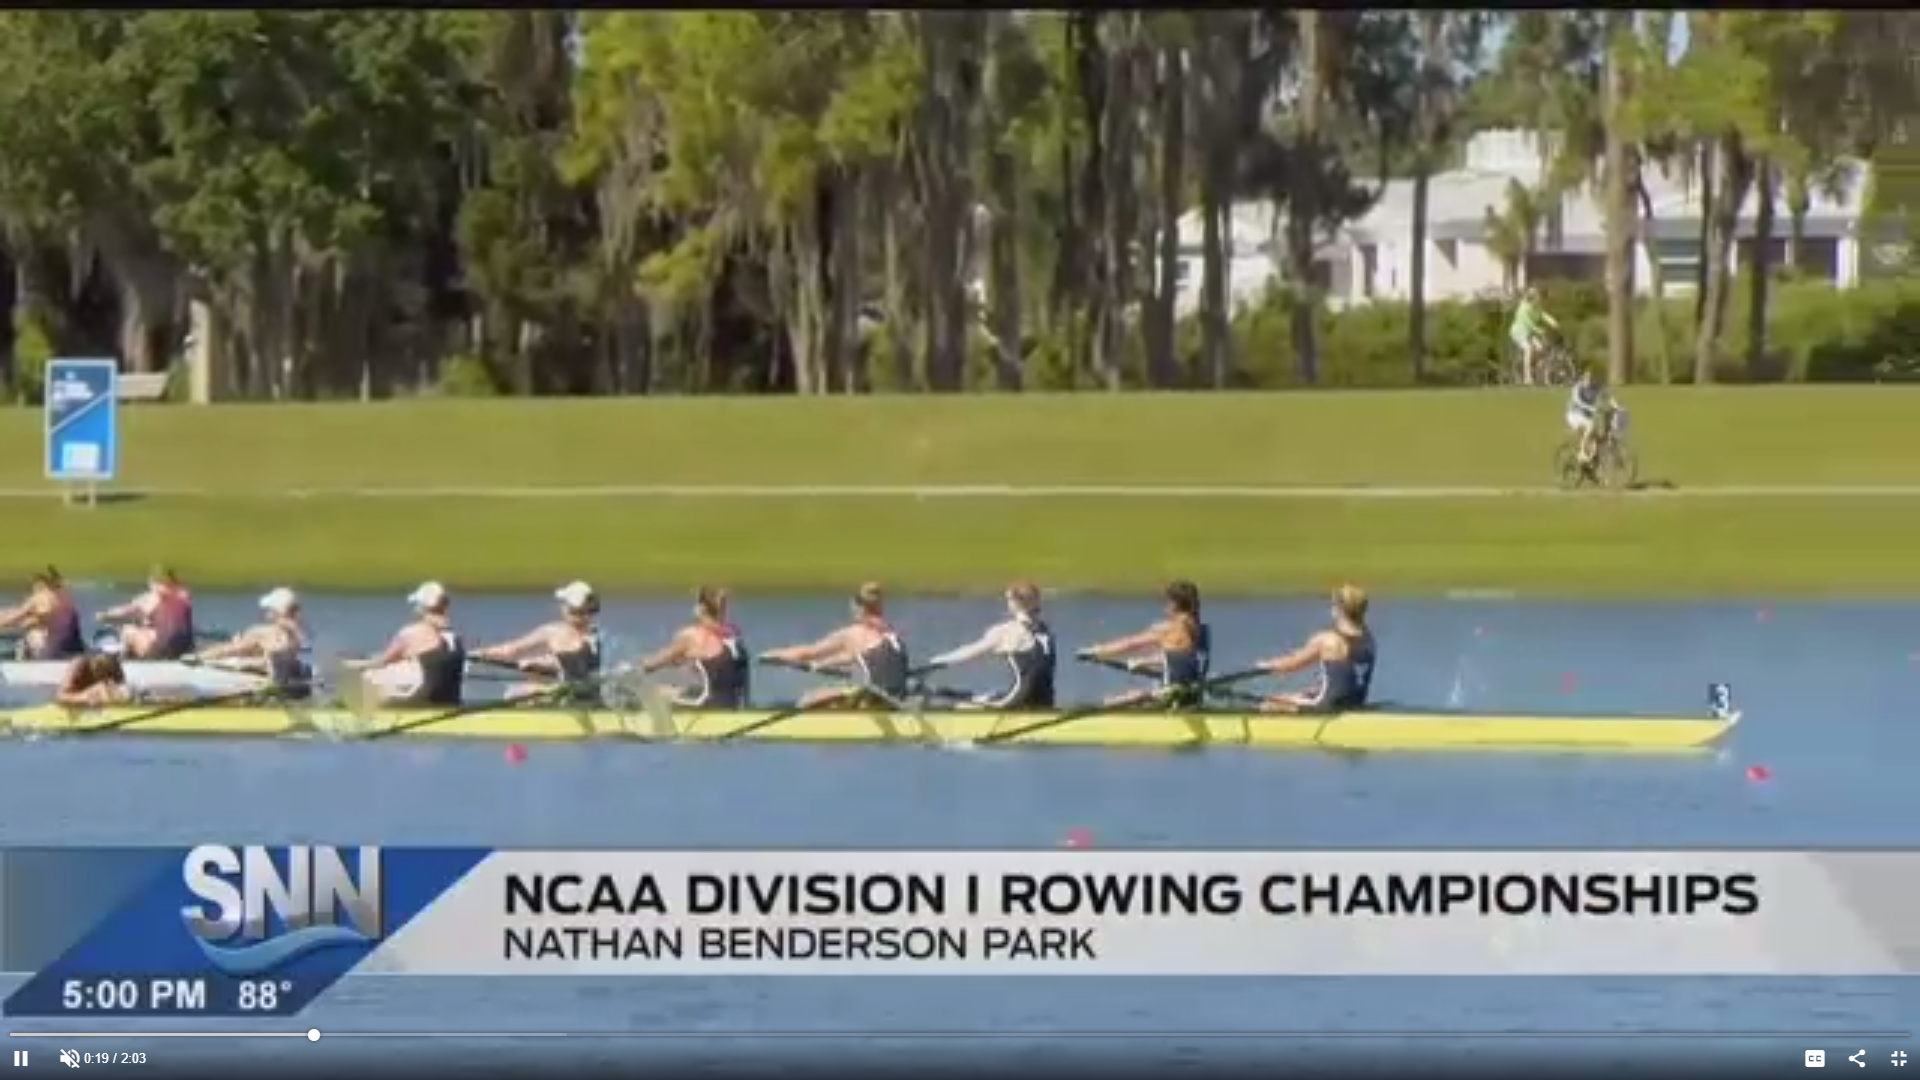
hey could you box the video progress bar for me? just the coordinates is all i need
[8,1030,1914,1041]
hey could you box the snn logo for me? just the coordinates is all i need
[180,846,383,975]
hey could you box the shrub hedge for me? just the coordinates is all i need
[1170,275,1920,389]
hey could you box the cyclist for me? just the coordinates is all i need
[1508,287,1559,385]
[1565,368,1616,470]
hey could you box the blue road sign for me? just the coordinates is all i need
[44,358,119,483]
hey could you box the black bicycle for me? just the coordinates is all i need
[1553,405,1638,490]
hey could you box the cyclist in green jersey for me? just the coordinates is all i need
[1508,287,1559,385]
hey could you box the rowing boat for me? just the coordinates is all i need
[0,703,1740,752]
[0,660,420,694]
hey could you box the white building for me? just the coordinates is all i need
[1169,129,1876,314]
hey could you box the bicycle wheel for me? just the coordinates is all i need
[1599,440,1639,490]
[1540,349,1577,387]
[1552,441,1588,489]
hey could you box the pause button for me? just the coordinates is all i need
[10,1050,25,1067]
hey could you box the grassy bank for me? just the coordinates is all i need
[5,389,1920,595]
[8,491,1920,596]
[3,386,1920,490]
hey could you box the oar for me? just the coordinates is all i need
[70,684,300,736]
[977,666,1272,747]
[1076,654,1160,678]
[757,655,949,682]
[357,666,647,743]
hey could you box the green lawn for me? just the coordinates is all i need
[3,386,1919,490]
[4,389,1918,594]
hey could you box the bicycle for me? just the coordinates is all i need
[1553,405,1638,491]
[1481,337,1579,387]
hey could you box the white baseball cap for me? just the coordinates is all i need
[406,581,449,610]
[554,581,596,609]
[258,587,299,614]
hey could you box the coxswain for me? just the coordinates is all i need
[1256,584,1377,714]
[761,581,909,708]
[190,587,312,701]
[98,566,198,660]
[348,581,465,707]
[637,585,751,707]
[0,568,87,660]
[55,642,131,708]
[473,581,604,703]
[925,580,1056,709]
[1077,579,1210,708]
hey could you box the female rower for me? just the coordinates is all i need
[0,568,86,660]
[98,566,198,660]
[191,587,313,701]
[925,580,1056,709]
[1256,584,1377,714]
[761,582,909,708]
[638,585,750,708]
[473,581,604,703]
[55,647,131,708]
[1077,579,1210,708]
[347,581,465,707]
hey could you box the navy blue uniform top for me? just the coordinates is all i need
[37,604,86,660]
[553,629,603,705]
[852,622,910,702]
[413,629,466,708]
[1315,629,1377,710]
[995,615,1056,709]
[691,623,750,708]
[1161,619,1211,708]
[268,645,314,703]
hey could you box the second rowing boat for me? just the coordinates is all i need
[0,659,422,694]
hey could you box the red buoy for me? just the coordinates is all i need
[1746,764,1771,783]
[505,743,528,765]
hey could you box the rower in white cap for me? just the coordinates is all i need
[347,581,465,707]
[473,581,604,703]
[191,586,313,700]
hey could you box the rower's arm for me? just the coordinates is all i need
[354,631,413,670]
[928,623,1011,668]
[1081,626,1161,660]
[0,602,28,630]
[638,630,693,674]
[768,629,851,668]
[1259,636,1327,678]
[194,627,264,662]
[474,627,548,663]
[98,601,140,623]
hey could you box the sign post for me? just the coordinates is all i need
[43,358,119,508]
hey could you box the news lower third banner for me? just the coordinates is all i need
[1,847,1916,1019]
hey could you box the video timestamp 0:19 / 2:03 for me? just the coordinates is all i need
[62,1052,151,1066]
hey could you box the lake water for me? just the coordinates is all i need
[2,589,1916,1077]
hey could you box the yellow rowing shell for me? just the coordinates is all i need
[0,704,1740,752]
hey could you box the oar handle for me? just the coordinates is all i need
[1076,654,1156,677]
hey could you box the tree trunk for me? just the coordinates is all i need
[1633,169,1673,384]
[1785,171,1809,273]
[983,18,1025,392]
[1693,133,1752,384]
[1408,164,1431,383]
[1144,44,1185,389]
[1746,156,1775,379]
[1601,22,1635,385]
[1287,11,1325,386]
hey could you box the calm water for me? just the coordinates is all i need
[3,590,1917,1076]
